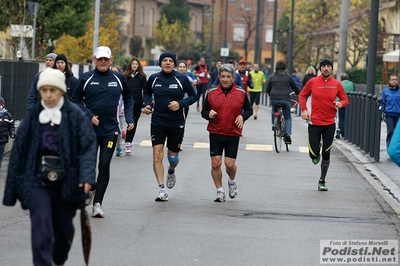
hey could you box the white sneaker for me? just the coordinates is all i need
[155,188,168,202]
[228,182,238,198]
[92,202,104,218]
[166,172,176,189]
[125,142,131,155]
[214,191,226,202]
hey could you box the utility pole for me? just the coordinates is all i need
[271,0,278,71]
[366,0,379,95]
[287,0,294,72]
[93,0,100,58]
[337,0,350,80]
[254,0,262,64]
[209,0,216,69]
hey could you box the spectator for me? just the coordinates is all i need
[302,66,316,87]
[381,74,400,148]
[53,54,78,98]
[0,97,15,169]
[26,53,57,111]
[336,73,355,139]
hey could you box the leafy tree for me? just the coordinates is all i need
[153,15,191,53]
[276,0,369,69]
[0,0,92,59]
[160,0,191,27]
[55,10,121,63]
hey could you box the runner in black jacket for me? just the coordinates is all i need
[143,51,197,201]
[72,46,134,218]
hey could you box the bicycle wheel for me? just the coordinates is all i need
[274,115,283,153]
[279,115,290,152]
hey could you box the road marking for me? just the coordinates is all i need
[138,140,309,153]
[140,140,152,146]
[299,147,309,153]
[193,142,210,148]
[246,144,273,151]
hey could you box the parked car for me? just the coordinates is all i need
[143,66,161,78]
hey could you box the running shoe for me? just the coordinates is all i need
[155,188,168,201]
[228,182,238,198]
[166,172,176,189]
[214,191,226,202]
[125,142,131,155]
[312,155,321,165]
[85,190,95,206]
[116,147,122,157]
[254,114,258,120]
[318,179,328,191]
[92,202,105,218]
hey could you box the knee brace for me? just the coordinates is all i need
[167,154,179,167]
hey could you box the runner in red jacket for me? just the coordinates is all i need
[299,58,349,191]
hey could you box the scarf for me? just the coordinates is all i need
[39,97,64,125]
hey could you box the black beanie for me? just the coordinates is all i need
[319,58,333,70]
[55,54,68,65]
[159,52,177,67]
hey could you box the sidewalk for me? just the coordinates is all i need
[325,116,400,215]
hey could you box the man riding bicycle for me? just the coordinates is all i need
[266,61,300,144]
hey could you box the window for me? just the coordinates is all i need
[149,8,154,36]
[192,15,197,31]
[233,24,245,42]
[140,7,144,26]
[265,27,273,43]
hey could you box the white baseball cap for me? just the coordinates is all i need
[94,46,112,59]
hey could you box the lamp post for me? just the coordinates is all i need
[398,36,400,77]
[28,1,39,60]
[253,0,262,64]
[209,0,216,69]
[271,0,278,71]
[223,0,229,62]
[287,0,294,72]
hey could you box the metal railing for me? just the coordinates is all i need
[345,91,382,162]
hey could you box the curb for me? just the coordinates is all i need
[334,139,400,218]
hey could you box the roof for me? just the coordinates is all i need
[383,50,400,62]
[313,8,370,35]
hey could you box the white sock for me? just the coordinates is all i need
[217,187,224,192]
[228,179,236,184]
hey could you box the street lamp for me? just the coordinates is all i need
[287,0,294,72]
[253,0,262,64]
[224,0,228,52]
[271,0,278,71]
[398,36,400,77]
[209,0,215,69]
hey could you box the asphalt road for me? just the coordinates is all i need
[1,105,399,266]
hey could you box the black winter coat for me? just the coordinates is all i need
[0,109,15,143]
[126,73,146,105]
[2,100,97,210]
[65,73,78,98]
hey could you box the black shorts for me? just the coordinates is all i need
[209,133,240,159]
[151,124,184,152]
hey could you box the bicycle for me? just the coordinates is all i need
[272,93,298,153]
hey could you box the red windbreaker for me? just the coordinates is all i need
[299,75,349,126]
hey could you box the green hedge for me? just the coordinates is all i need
[345,66,382,84]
